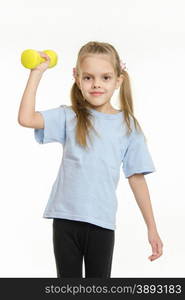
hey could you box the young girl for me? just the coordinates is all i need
[18,41,163,278]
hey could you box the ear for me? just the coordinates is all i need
[75,77,81,89]
[115,74,124,89]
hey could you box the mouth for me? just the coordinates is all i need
[90,92,104,96]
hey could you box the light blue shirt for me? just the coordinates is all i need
[34,105,156,230]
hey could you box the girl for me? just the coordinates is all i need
[18,41,163,278]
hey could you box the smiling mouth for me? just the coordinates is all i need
[90,92,104,95]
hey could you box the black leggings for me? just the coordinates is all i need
[53,218,115,278]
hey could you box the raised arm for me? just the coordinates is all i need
[18,51,50,129]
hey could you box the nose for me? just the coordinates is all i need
[92,79,101,88]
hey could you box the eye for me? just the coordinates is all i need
[83,76,111,80]
[83,76,91,80]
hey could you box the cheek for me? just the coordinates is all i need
[107,83,116,91]
[82,82,91,89]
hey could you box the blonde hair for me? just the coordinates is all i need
[70,41,145,149]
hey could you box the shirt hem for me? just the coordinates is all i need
[43,211,116,230]
[125,168,156,178]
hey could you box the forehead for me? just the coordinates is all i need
[80,55,115,74]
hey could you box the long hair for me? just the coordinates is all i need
[70,41,145,149]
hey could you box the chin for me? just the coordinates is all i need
[88,103,104,109]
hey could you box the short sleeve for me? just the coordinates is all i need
[34,105,66,145]
[122,125,156,178]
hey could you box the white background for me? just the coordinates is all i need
[0,0,185,277]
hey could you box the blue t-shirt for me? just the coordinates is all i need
[34,105,156,230]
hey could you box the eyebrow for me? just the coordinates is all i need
[82,72,113,75]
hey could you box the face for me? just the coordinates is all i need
[76,54,124,109]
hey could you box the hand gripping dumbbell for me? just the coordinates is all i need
[21,49,58,69]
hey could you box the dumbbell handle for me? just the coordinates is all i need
[21,49,58,69]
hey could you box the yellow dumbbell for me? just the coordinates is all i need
[21,49,58,69]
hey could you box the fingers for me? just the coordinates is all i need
[148,253,160,261]
[38,51,50,61]
[148,241,163,261]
